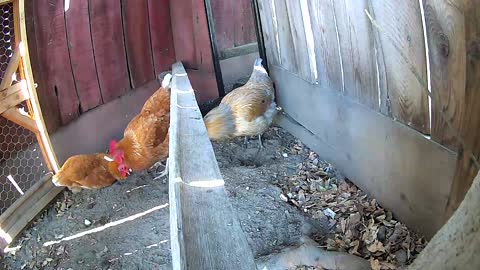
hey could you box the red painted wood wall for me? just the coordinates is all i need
[211,0,257,51]
[26,0,218,133]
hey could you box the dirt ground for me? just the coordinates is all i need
[1,127,331,270]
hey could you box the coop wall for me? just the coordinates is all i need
[25,0,219,134]
[210,0,260,92]
[257,0,480,238]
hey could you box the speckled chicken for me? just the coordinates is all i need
[51,153,129,193]
[204,58,276,148]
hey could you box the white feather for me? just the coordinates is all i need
[162,73,173,88]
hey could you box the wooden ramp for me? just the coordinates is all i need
[168,62,256,270]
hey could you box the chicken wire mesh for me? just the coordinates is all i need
[0,2,49,215]
[0,3,14,83]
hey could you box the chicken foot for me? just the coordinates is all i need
[243,135,265,149]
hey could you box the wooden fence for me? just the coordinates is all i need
[26,0,219,133]
[256,0,480,238]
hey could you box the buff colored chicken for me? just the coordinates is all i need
[204,58,276,148]
[51,153,129,193]
[109,74,171,179]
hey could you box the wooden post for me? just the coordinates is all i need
[169,62,256,270]
[444,0,480,220]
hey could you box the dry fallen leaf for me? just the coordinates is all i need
[276,146,427,267]
[367,240,386,253]
[370,258,381,270]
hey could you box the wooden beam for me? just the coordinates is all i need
[272,65,456,239]
[219,42,259,60]
[0,46,21,90]
[0,83,29,114]
[0,80,26,99]
[169,62,256,269]
[0,174,63,250]
[0,0,13,6]
[1,107,38,133]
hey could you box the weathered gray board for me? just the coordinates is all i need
[169,62,257,270]
[272,66,456,238]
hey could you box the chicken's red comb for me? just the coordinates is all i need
[109,140,117,154]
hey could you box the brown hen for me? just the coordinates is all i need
[109,74,172,179]
[204,58,276,148]
[52,153,128,193]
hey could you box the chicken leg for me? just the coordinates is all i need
[258,134,265,149]
[153,158,169,181]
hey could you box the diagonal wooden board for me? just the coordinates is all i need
[169,62,256,270]
[0,174,63,251]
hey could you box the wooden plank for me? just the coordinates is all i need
[19,0,60,172]
[0,174,53,233]
[192,0,216,73]
[285,0,316,83]
[444,0,480,220]
[147,0,176,75]
[307,0,343,92]
[367,0,390,116]
[0,80,25,99]
[272,66,456,238]
[170,62,256,269]
[34,0,80,125]
[257,0,280,65]
[0,84,29,114]
[90,0,129,102]
[65,0,103,112]
[333,0,379,109]
[170,0,196,69]
[0,46,20,90]
[191,0,219,101]
[1,107,38,133]
[370,0,430,134]
[219,42,258,60]
[169,0,220,104]
[211,0,234,51]
[274,0,297,73]
[122,0,155,88]
[0,174,63,250]
[234,0,257,47]
[423,0,465,150]
[25,0,60,132]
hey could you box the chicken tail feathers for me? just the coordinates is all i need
[162,73,173,89]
